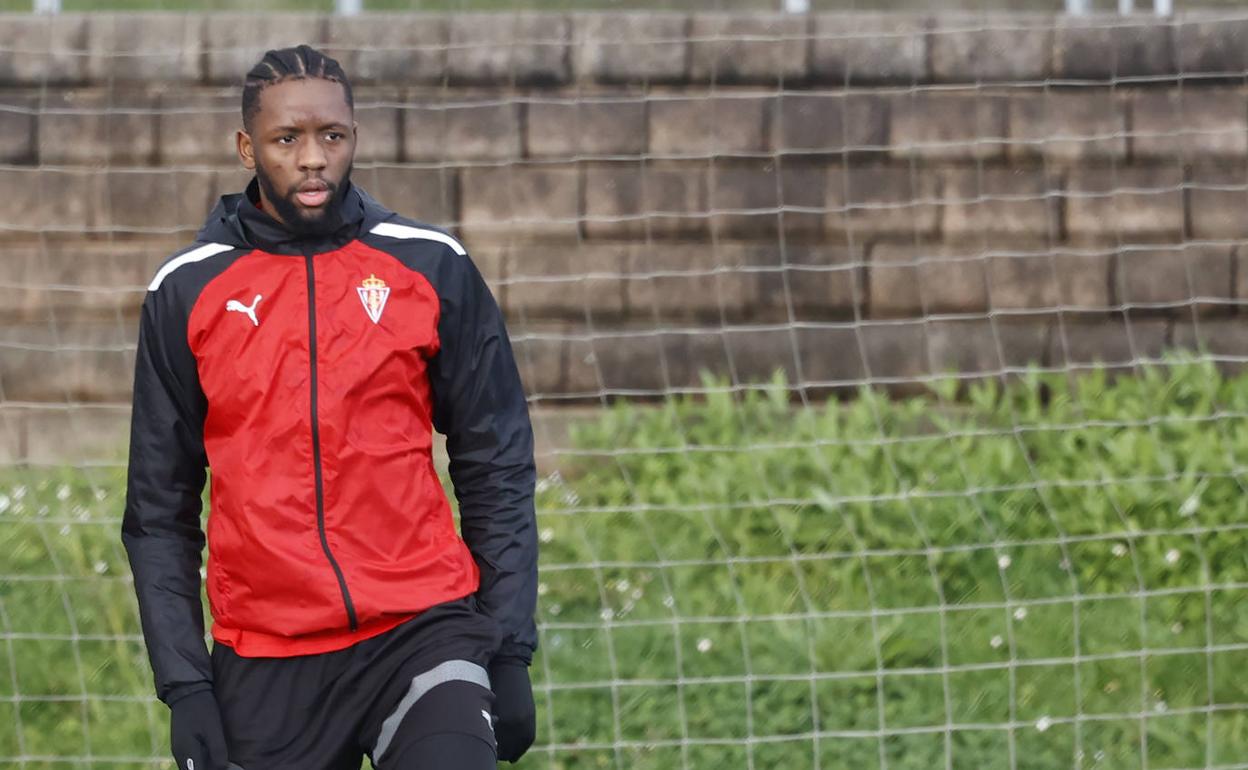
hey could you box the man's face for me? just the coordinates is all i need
[237,78,356,234]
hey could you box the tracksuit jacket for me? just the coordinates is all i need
[122,180,538,705]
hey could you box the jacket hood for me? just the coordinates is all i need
[196,178,394,256]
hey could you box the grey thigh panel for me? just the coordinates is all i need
[372,659,491,762]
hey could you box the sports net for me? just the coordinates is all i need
[3,5,1248,769]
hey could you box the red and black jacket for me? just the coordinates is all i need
[122,181,537,704]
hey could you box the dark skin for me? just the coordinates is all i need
[236,78,357,233]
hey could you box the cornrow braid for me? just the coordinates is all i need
[241,45,354,132]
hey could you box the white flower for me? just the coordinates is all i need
[539,528,554,544]
[1112,543,1128,557]
[93,561,108,574]
[537,582,548,596]
[1165,549,1181,565]
[12,485,26,500]
[1170,622,1183,635]
[1014,607,1028,621]
[599,608,614,622]
[615,579,631,593]
[0,494,10,514]
[1036,716,1052,732]
[696,638,712,653]
[94,489,107,501]
[548,603,562,616]
[59,524,71,536]
[990,635,1004,649]
[56,485,71,502]
[1153,700,1168,713]
[997,555,1012,570]
[662,595,675,609]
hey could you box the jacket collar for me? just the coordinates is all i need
[196,178,389,256]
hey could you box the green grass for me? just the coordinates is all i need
[2,357,1248,768]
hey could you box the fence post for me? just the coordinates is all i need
[1065,0,1090,15]
[32,0,61,12]
[335,0,363,15]
[783,0,810,12]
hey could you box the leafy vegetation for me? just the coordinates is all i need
[1,358,1246,768]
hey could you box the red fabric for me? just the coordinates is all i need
[186,242,480,657]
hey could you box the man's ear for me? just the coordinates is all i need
[237,129,255,171]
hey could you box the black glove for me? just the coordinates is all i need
[169,689,229,770]
[489,661,536,762]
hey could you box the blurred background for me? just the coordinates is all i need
[3,1,1248,768]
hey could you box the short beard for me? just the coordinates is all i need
[254,161,353,238]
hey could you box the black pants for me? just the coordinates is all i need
[210,597,501,769]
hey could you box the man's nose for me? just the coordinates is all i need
[298,138,327,170]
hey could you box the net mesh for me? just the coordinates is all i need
[2,5,1248,769]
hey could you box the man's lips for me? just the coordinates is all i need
[295,182,330,208]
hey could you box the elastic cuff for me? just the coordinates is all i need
[163,681,214,708]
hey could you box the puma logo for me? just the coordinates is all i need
[226,294,262,327]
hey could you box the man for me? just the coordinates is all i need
[122,45,538,770]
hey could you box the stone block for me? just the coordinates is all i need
[510,328,568,397]
[624,242,766,322]
[584,162,707,240]
[447,14,570,86]
[869,243,988,318]
[1055,17,1173,80]
[210,167,253,204]
[795,324,867,388]
[1176,17,1248,75]
[826,165,942,238]
[0,405,131,467]
[1173,319,1248,366]
[403,99,522,162]
[0,96,36,164]
[572,13,689,84]
[1188,163,1248,239]
[506,244,627,320]
[759,244,863,322]
[942,168,1059,239]
[86,14,201,83]
[0,322,136,403]
[1132,89,1248,160]
[689,13,808,84]
[352,91,401,163]
[323,14,447,85]
[99,170,217,237]
[158,92,241,166]
[777,92,888,154]
[355,165,456,227]
[929,15,1054,83]
[1008,91,1127,163]
[811,13,927,86]
[926,318,1050,376]
[1049,318,1169,370]
[203,15,328,86]
[891,92,1008,160]
[0,240,174,323]
[527,97,646,158]
[859,321,930,392]
[459,165,579,242]
[0,15,89,86]
[38,89,157,166]
[707,160,826,239]
[650,95,771,157]
[1113,244,1233,315]
[561,329,691,394]
[0,168,104,235]
[1065,166,1184,240]
[987,245,1112,312]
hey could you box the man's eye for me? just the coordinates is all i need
[277,135,295,145]
[326,132,344,142]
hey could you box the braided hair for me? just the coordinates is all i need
[241,45,354,132]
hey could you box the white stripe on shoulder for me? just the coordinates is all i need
[148,243,235,291]
[369,222,467,256]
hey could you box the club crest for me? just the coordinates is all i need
[357,274,390,325]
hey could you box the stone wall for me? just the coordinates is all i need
[4,10,1248,464]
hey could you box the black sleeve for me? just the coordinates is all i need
[429,252,539,665]
[121,286,213,705]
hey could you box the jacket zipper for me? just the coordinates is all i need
[304,250,359,632]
